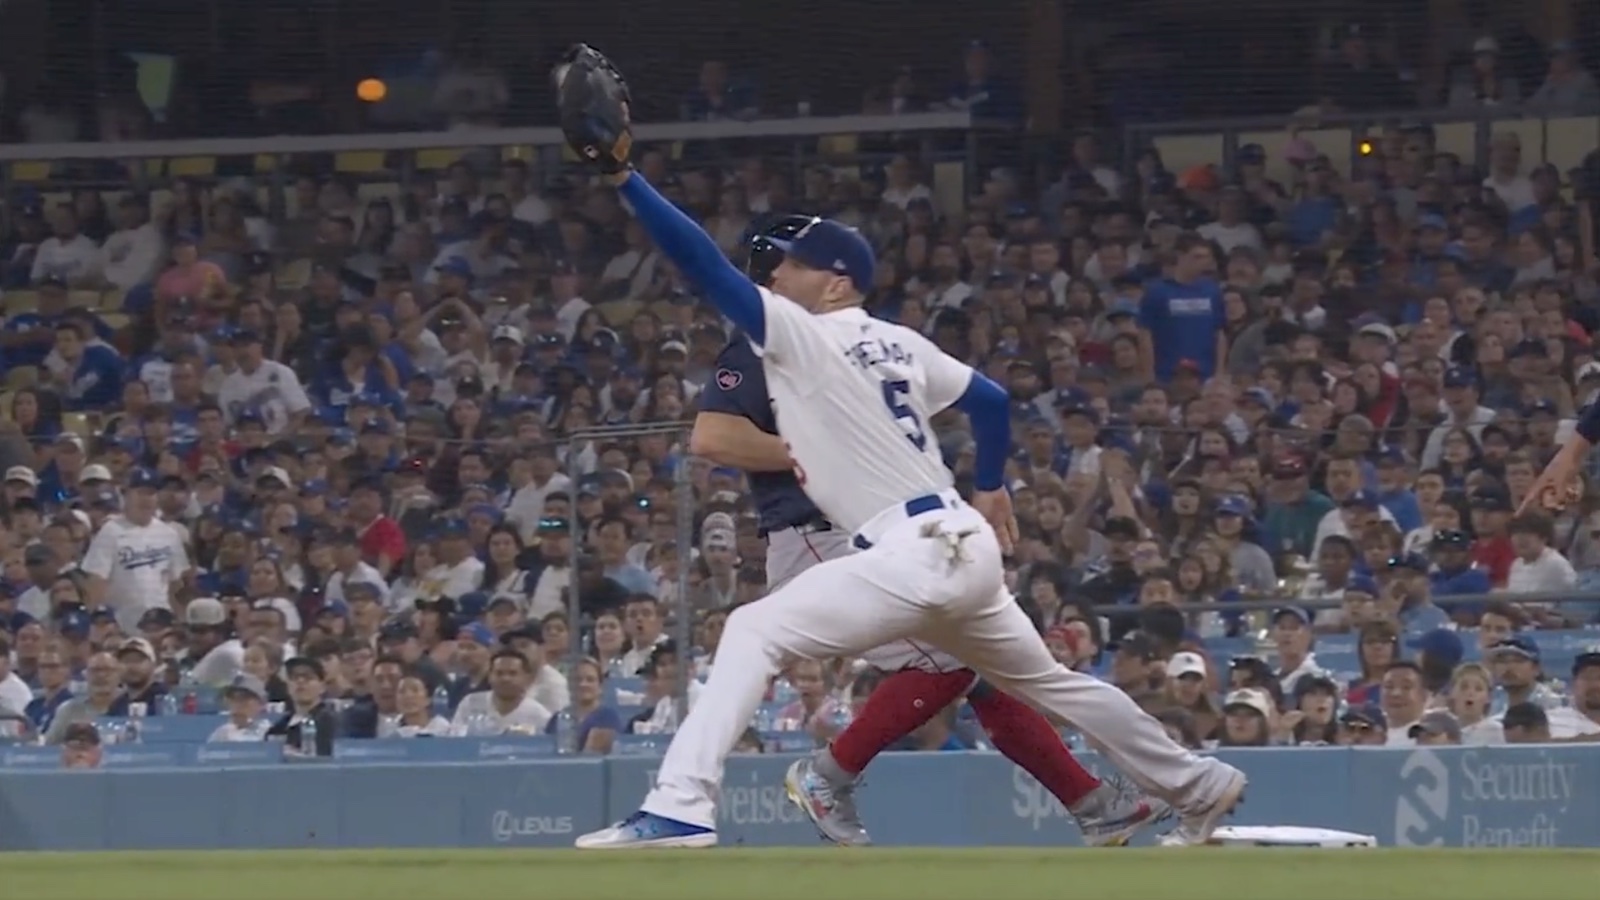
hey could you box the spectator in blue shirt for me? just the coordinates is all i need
[944,40,1021,121]
[0,275,71,369]
[1373,449,1423,533]
[1286,158,1341,247]
[50,319,123,411]
[1139,233,1226,381]
[1427,529,1492,601]
[544,657,621,754]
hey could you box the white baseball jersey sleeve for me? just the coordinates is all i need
[750,286,974,533]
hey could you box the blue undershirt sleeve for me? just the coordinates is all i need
[952,373,1009,491]
[617,173,766,344]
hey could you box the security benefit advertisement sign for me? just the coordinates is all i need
[1380,745,1596,848]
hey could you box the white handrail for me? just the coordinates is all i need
[0,111,994,163]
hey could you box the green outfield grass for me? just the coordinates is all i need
[4,847,1597,900]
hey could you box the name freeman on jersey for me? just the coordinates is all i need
[845,339,913,371]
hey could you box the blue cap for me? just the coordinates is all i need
[456,591,490,621]
[360,417,391,435]
[1408,628,1466,667]
[1442,366,1478,389]
[1524,398,1558,417]
[58,610,89,638]
[1488,636,1540,662]
[1342,704,1387,729]
[1106,298,1140,319]
[1389,552,1430,572]
[466,502,502,522]
[301,479,329,497]
[1271,606,1312,625]
[770,218,876,295]
[128,467,162,490]
[1341,489,1380,510]
[434,256,474,279]
[1216,494,1253,517]
[1414,213,1448,231]
[1059,403,1099,424]
[1346,573,1379,596]
[1242,387,1275,408]
[459,622,496,646]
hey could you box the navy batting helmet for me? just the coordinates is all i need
[745,214,820,287]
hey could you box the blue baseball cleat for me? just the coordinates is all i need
[574,811,718,850]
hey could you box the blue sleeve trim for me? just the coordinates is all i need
[618,173,765,344]
[953,373,1009,491]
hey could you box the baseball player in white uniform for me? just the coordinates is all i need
[693,215,1167,848]
[574,167,1246,849]
[82,468,192,633]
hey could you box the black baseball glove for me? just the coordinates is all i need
[552,44,634,175]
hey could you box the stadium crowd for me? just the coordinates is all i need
[2,31,1600,770]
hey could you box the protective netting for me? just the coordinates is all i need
[9,0,1600,142]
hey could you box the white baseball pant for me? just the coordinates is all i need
[765,524,964,674]
[641,490,1236,828]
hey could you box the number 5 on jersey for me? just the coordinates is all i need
[882,378,927,451]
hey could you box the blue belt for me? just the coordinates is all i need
[851,494,949,550]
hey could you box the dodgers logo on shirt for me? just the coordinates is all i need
[118,545,173,572]
[716,369,742,391]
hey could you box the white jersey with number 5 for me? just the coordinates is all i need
[751,286,972,533]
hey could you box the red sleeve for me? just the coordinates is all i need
[1365,372,1401,429]
[1472,537,1514,587]
[361,518,407,567]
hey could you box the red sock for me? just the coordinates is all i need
[969,689,1100,808]
[828,669,974,775]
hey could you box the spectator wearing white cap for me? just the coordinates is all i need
[1446,37,1521,110]
[1163,651,1220,743]
[81,468,190,633]
[208,674,271,742]
[38,433,87,501]
[181,597,246,687]
[696,526,739,609]
[484,324,525,394]
[3,465,38,505]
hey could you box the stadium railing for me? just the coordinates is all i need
[0,111,1014,229]
[1122,108,1600,187]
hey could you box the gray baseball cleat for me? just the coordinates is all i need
[1157,765,1248,847]
[784,756,871,846]
[1072,775,1174,847]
